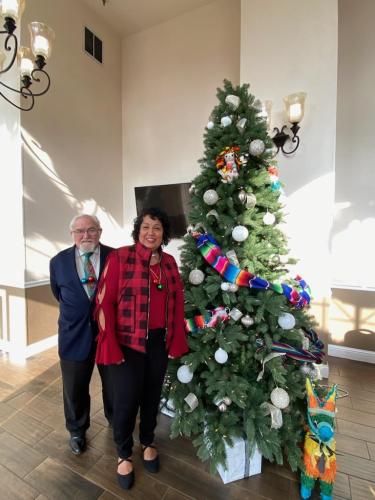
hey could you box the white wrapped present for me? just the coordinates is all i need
[216,437,262,484]
[160,397,175,418]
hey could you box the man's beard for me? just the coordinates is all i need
[79,241,96,253]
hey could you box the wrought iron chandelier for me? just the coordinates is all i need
[0,0,55,111]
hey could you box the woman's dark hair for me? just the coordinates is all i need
[132,207,171,246]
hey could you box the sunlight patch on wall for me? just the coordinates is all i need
[331,216,375,290]
[281,172,335,300]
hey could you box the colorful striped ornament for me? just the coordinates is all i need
[194,233,311,308]
[271,341,324,363]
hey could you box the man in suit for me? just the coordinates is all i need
[50,214,113,455]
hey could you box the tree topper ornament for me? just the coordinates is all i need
[215,146,241,183]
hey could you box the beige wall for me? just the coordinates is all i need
[21,0,124,283]
[121,0,241,252]
[25,285,58,345]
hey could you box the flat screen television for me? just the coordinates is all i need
[134,182,191,239]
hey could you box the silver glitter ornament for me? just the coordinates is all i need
[246,193,257,208]
[238,189,247,204]
[203,189,219,205]
[241,315,254,327]
[236,117,247,133]
[218,402,227,412]
[189,269,204,285]
[249,139,265,157]
[270,388,290,410]
[225,94,240,110]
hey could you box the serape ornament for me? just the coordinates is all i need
[185,306,229,333]
[194,233,311,308]
[271,340,324,363]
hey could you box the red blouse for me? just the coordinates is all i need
[148,263,167,329]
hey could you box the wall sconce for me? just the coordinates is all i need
[0,0,55,111]
[259,92,307,156]
[272,92,307,155]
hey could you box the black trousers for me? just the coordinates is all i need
[60,343,113,437]
[109,329,168,459]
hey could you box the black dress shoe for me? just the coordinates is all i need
[141,445,159,473]
[69,436,86,455]
[117,458,134,490]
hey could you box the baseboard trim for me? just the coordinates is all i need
[328,344,375,364]
[1,334,57,361]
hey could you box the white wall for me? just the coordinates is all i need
[121,0,241,253]
[241,0,338,300]
[332,0,375,290]
[21,0,124,282]
[0,40,25,288]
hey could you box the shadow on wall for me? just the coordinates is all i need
[21,128,124,282]
[328,288,375,351]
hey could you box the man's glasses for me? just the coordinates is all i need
[72,227,100,235]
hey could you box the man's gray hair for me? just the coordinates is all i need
[69,214,101,231]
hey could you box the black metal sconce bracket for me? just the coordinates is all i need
[271,122,301,156]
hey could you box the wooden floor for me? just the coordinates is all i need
[0,350,374,500]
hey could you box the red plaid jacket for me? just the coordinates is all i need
[95,242,189,364]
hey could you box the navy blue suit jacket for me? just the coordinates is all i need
[50,243,113,361]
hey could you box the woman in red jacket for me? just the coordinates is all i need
[95,207,188,490]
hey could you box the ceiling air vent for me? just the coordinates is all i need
[84,27,102,64]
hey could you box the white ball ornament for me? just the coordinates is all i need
[221,115,232,127]
[220,282,230,291]
[189,269,204,285]
[241,315,254,327]
[232,225,249,242]
[278,313,296,330]
[228,283,238,292]
[223,397,232,406]
[207,121,214,129]
[177,365,194,384]
[263,212,276,225]
[214,348,228,364]
[203,189,219,205]
[249,139,265,157]
[188,184,196,194]
[270,387,290,410]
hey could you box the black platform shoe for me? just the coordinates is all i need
[142,445,160,473]
[117,457,134,490]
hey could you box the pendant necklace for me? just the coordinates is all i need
[149,264,163,290]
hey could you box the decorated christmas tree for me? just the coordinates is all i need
[166,80,325,475]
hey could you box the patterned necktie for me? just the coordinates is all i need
[83,252,97,298]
